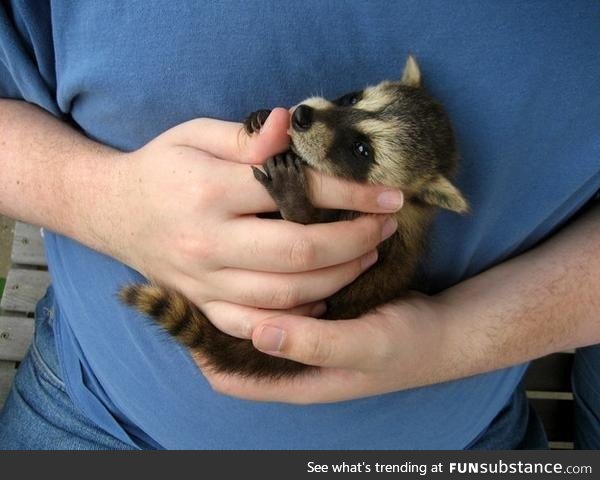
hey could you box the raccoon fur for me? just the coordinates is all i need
[120,56,468,379]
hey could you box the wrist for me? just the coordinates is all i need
[385,294,458,387]
[418,293,475,383]
[60,147,130,259]
[435,257,572,377]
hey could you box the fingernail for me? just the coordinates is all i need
[381,217,398,241]
[255,325,285,352]
[377,190,403,211]
[361,250,378,270]
[311,302,327,317]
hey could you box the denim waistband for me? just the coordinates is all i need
[30,287,67,393]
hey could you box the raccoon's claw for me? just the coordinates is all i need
[251,166,269,186]
[244,109,272,134]
[274,151,304,170]
[263,152,307,189]
[252,152,321,224]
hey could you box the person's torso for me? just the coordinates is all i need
[29,0,600,448]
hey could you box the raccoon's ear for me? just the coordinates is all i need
[401,55,421,88]
[418,175,469,213]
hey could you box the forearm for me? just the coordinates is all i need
[0,99,122,253]
[439,203,600,376]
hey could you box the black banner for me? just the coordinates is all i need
[0,451,598,479]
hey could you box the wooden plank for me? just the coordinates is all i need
[0,315,34,361]
[527,391,573,401]
[530,398,574,443]
[10,222,46,267]
[524,353,573,392]
[0,360,17,410]
[549,441,574,450]
[0,269,50,313]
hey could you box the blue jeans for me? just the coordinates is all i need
[468,384,548,449]
[0,290,551,450]
[573,345,600,449]
[0,290,132,450]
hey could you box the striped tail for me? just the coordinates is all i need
[119,284,205,349]
[119,283,311,378]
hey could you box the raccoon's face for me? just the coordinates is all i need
[289,56,468,213]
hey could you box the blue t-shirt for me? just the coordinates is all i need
[1,1,599,449]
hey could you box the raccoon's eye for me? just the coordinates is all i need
[353,142,372,158]
[333,91,362,107]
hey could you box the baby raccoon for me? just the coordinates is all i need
[121,56,468,378]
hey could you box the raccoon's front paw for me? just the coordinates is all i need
[252,151,308,198]
[252,152,315,224]
[244,109,272,134]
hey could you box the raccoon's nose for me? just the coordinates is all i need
[292,105,313,132]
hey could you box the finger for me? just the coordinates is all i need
[306,168,404,213]
[219,215,397,272]
[202,364,374,404]
[167,108,290,164]
[204,254,378,309]
[204,155,404,217]
[201,301,327,339]
[223,165,404,215]
[251,314,387,369]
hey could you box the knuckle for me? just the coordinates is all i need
[270,283,300,309]
[358,184,374,208]
[343,183,359,208]
[366,215,384,246]
[195,242,214,263]
[364,322,392,366]
[353,215,380,251]
[239,287,261,308]
[374,337,394,368]
[287,236,316,270]
[304,328,334,365]
[179,235,213,263]
[350,256,366,279]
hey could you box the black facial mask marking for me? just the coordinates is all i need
[331,90,363,107]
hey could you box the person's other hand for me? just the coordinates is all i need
[200,293,453,403]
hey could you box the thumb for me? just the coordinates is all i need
[165,107,290,164]
[251,314,381,369]
[240,107,291,164]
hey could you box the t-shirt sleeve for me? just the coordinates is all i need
[0,0,61,116]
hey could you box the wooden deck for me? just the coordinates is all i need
[0,223,50,411]
[0,222,575,448]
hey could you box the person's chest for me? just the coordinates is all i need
[48,0,600,284]
[52,1,426,149]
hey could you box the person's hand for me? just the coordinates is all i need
[199,293,453,403]
[201,199,600,403]
[100,108,403,326]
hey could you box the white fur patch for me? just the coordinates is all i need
[357,84,397,112]
[299,96,331,110]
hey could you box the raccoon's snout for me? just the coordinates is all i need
[292,105,313,132]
